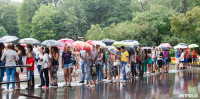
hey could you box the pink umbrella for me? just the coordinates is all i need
[20,44,27,47]
[159,43,172,48]
[58,38,74,49]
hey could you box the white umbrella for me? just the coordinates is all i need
[174,45,187,49]
[0,36,19,43]
[18,38,40,44]
[91,41,107,48]
[41,40,64,47]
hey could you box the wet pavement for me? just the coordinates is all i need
[1,68,200,99]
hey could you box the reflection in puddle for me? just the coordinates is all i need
[1,70,200,99]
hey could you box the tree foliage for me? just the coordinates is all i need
[31,4,59,41]
[0,26,8,37]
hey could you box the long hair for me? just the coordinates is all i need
[0,43,5,58]
[16,44,26,56]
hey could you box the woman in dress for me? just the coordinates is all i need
[50,47,59,87]
[85,49,96,87]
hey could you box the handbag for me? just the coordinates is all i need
[179,62,184,68]
[91,61,97,76]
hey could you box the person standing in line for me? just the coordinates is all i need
[36,47,45,87]
[49,47,59,87]
[120,46,129,82]
[73,48,79,76]
[104,48,109,79]
[137,44,145,76]
[97,51,103,82]
[109,53,118,83]
[188,49,193,67]
[147,49,153,74]
[0,43,5,91]
[15,44,26,90]
[62,44,73,87]
[42,47,50,89]
[79,49,87,83]
[143,49,148,75]
[163,50,170,73]
[1,43,19,92]
[175,48,180,70]
[192,49,198,68]
[157,47,163,72]
[85,49,96,87]
[27,45,35,87]
[26,53,35,88]
[151,46,157,73]
[184,49,189,69]
[116,48,121,80]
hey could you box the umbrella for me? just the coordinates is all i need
[18,38,40,44]
[91,41,107,48]
[41,40,64,47]
[159,43,172,48]
[0,36,19,43]
[188,44,199,48]
[108,47,121,56]
[101,39,116,46]
[58,38,74,49]
[20,44,27,47]
[122,40,133,42]
[142,47,152,50]
[74,42,92,51]
[58,38,74,46]
[112,41,133,47]
[174,45,187,49]
[160,46,170,51]
[178,43,188,46]
[71,41,84,47]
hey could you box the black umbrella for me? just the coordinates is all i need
[101,39,116,46]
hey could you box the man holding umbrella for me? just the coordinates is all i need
[120,46,129,82]
[136,44,145,76]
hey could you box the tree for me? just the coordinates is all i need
[57,0,87,40]
[31,4,59,41]
[170,6,200,45]
[17,0,38,38]
[0,4,19,36]
[85,24,102,40]
[0,26,8,37]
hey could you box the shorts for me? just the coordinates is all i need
[184,58,188,63]
[175,58,180,64]
[188,58,192,63]
[193,58,197,62]
[164,58,168,66]
[157,60,162,68]
[104,62,110,70]
[64,63,73,69]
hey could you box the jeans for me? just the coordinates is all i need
[27,70,33,81]
[37,65,45,86]
[97,65,103,81]
[6,67,16,89]
[138,61,144,76]
[0,62,5,86]
[81,61,88,81]
[121,62,127,80]
[43,68,49,87]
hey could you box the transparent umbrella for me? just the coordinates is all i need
[0,36,19,43]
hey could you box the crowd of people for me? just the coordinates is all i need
[0,42,199,92]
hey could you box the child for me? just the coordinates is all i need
[27,53,34,88]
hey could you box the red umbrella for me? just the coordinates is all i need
[74,42,92,51]
[86,40,94,45]
[20,44,27,47]
[58,38,74,49]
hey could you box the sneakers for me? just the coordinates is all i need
[121,80,127,83]
[42,86,49,89]
[38,85,44,87]
[49,84,58,88]
[5,89,9,92]
[79,81,84,83]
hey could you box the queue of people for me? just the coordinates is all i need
[0,42,199,92]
